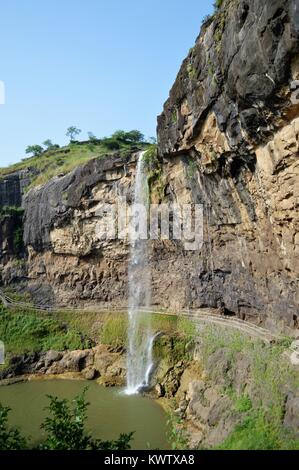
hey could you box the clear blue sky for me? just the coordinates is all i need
[0,0,214,166]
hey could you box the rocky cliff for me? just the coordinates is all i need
[155,0,299,332]
[0,0,298,333]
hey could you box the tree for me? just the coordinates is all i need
[125,130,145,143]
[0,404,27,450]
[110,130,145,144]
[43,139,59,151]
[111,130,127,142]
[0,391,133,450]
[40,389,133,450]
[43,139,53,149]
[66,126,81,142]
[25,145,44,157]
[43,139,59,150]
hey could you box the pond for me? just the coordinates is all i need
[0,379,169,450]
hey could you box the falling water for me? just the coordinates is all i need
[125,151,154,395]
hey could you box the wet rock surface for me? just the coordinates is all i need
[0,0,298,333]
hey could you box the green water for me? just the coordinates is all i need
[0,379,169,450]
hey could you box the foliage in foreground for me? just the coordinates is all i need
[0,404,27,450]
[0,390,133,450]
[217,409,299,450]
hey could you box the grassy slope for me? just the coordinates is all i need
[0,140,148,191]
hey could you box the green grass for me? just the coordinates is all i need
[0,306,90,358]
[217,409,299,450]
[197,324,299,450]
[0,139,149,191]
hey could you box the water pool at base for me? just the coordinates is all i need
[0,379,169,450]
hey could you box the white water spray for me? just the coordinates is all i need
[125,151,154,395]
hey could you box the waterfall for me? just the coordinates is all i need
[125,151,153,395]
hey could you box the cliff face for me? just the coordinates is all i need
[21,154,138,307]
[155,0,299,331]
[0,169,33,207]
[0,0,298,333]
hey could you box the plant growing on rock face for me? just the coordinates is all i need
[187,63,196,80]
[66,126,81,142]
[25,145,44,157]
[143,144,166,202]
[214,0,224,9]
[13,225,23,253]
[171,109,177,124]
[166,410,189,450]
[186,159,198,179]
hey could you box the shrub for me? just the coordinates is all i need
[40,389,133,450]
[66,126,81,142]
[0,306,90,354]
[214,0,224,9]
[0,391,133,450]
[13,226,23,252]
[0,404,27,450]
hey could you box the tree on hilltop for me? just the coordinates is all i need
[25,145,44,157]
[66,126,81,142]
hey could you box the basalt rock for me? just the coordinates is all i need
[155,0,299,332]
[0,0,298,334]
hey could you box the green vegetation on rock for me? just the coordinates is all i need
[197,324,299,450]
[0,306,90,358]
[0,130,150,190]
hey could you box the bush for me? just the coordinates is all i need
[214,0,223,9]
[0,306,90,354]
[0,206,24,217]
[40,389,133,450]
[0,404,27,450]
[0,391,133,450]
[13,226,23,252]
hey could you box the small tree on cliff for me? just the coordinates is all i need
[66,126,81,142]
[25,145,44,157]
